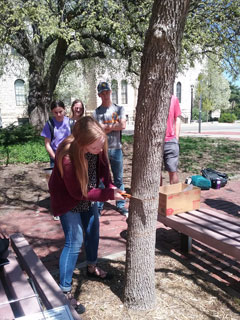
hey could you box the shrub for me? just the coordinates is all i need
[192,107,208,122]
[0,123,44,165]
[0,123,39,145]
[218,113,237,123]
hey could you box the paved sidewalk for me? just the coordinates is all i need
[0,180,239,274]
[181,131,240,140]
[1,179,240,295]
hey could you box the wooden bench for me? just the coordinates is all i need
[158,208,240,260]
[0,233,82,320]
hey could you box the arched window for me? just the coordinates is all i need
[14,79,26,106]
[111,80,118,104]
[121,80,128,104]
[176,82,182,103]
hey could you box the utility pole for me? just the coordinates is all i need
[190,85,194,121]
[199,91,202,133]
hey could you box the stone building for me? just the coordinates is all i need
[0,58,204,129]
[0,55,29,127]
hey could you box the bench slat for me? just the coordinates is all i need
[178,211,240,242]
[198,208,240,225]
[158,211,240,260]
[191,208,240,228]
[10,233,81,320]
[0,274,15,320]
[3,250,41,317]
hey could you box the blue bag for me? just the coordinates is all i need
[191,175,211,190]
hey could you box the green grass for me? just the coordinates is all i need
[122,135,134,144]
[179,137,240,176]
[0,132,240,178]
[0,137,49,164]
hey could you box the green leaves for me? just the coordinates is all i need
[194,57,231,113]
[0,123,45,165]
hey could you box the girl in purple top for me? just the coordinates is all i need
[49,116,124,313]
[41,100,72,167]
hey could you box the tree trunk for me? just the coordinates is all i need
[28,38,68,129]
[28,72,52,130]
[124,0,190,310]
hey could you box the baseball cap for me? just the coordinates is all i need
[97,81,111,94]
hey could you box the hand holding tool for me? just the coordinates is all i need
[120,192,143,201]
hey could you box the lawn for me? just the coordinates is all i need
[1,131,240,180]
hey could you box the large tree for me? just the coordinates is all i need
[0,0,151,128]
[0,0,239,128]
[124,0,191,310]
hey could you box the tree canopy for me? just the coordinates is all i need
[0,0,239,126]
[181,0,240,77]
[194,57,231,120]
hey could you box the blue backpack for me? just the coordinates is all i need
[191,175,211,190]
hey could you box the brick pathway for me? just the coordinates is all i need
[0,180,240,292]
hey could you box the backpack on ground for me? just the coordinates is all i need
[201,168,228,189]
[47,118,75,141]
[190,175,211,190]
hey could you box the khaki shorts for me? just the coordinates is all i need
[163,138,179,172]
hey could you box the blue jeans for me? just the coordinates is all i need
[59,203,99,292]
[98,149,125,211]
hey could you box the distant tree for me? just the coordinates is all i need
[194,58,231,121]
[229,84,240,118]
[54,60,89,107]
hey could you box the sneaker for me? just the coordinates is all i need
[117,207,128,217]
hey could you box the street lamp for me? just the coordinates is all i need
[190,85,194,121]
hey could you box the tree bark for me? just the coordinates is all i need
[124,0,190,310]
[27,39,69,129]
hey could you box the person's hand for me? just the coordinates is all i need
[114,189,125,200]
[103,124,113,134]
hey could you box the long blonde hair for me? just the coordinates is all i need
[70,99,85,120]
[56,116,108,197]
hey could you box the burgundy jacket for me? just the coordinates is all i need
[48,151,115,216]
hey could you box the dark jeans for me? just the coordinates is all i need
[98,149,125,211]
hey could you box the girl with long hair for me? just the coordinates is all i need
[70,99,85,121]
[48,116,124,313]
[41,100,70,168]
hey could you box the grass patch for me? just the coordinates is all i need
[122,135,134,144]
[0,135,49,164]
[179,137,240,176]
[0,130,240,178]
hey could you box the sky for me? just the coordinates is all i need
[232,79,240,87]
[224,72,240,87]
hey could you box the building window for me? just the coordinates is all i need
[121,80,128,104]
[15,79,26,106]
[111,80,118,104]
[176,82,182,103]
